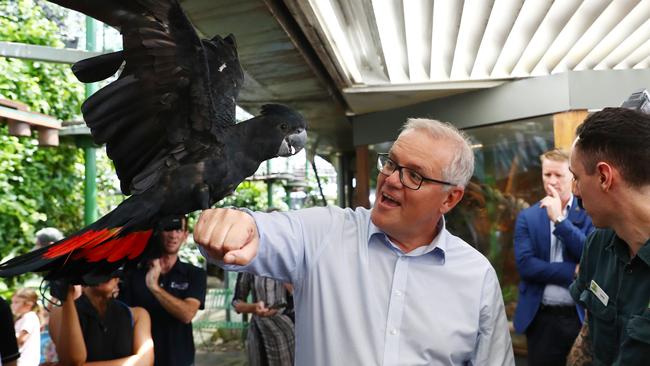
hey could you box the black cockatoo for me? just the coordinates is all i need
[0,0,307,284]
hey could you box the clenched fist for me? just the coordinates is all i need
[194,208,259,265]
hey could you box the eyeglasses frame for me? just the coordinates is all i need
[377,153,455,190]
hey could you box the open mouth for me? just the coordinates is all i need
[380,192,401,207]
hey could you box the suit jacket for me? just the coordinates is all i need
[513,196,594,334]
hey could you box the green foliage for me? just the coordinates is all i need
[0,0,114,291]
[215,181,268,211]
[0,0,84,121]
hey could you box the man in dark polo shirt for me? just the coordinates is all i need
[120,215,207,366]
[567,107,650,365]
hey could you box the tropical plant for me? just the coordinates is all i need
[0,0,116,293]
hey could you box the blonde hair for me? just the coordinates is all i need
[540,148,569,163]
[14,288,39,312]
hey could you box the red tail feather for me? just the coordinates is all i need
[45,228,152,263]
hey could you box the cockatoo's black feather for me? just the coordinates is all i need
[0,0,307,284]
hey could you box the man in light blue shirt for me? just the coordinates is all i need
[195,118,514,365]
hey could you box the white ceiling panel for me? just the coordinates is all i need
[292,0,650,112]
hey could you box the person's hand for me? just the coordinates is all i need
[540,184,563,222]
[72,285,82,300]
[253,301,278,317]
[65,285,78,302]
[145,259,162,291]
[194,208,259,265]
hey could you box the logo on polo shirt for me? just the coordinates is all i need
[170,281,189,290]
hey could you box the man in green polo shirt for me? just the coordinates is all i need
[567,107,650,365]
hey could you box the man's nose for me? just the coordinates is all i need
[385,169,403,187]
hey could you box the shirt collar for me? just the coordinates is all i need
[606,232,650,267]
[638,239,650,266]
[565,194,574,213]
[163,257,186,275]
[368,217,447,263]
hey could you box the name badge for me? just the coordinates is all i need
[170,281,189,290]
[590,280,609,306]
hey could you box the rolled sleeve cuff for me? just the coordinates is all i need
[569,280,583,304]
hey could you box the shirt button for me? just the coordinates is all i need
[624,264,633,274]
[394,290,403,297]
[390,329,398,335]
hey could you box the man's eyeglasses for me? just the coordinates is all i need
[377,153,455,190]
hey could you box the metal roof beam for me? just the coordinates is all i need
[576,0,650,70]
[450,0,494,80]
[512,0,581,76]
[404,0,431,82]
[429,0,462,81]
[596,18,650,69]
[0,41,102,64]
[492,0,553,77]
[471,0,523,78]
[532,0,610,76]
[553,0,641,73]
[372,0,408,82]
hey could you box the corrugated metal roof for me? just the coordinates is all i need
[182,0,352,155]
[288,0,650,114]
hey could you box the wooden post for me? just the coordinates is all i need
[553,110,588,150]
[354,145,370,208]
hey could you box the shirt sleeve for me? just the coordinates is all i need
[472,267,516,366]
[22,312,41,335]
[552,213,594,263]
[232,272,253,307]
[185,266,207,309]
[0,298,20,364]
[514,209,576,287]
[208,206,338,285]
[570,232,593,304]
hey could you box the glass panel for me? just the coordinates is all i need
[445,115,554,312]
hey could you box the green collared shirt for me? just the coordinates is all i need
[570,229,650,365]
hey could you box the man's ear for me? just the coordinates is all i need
[441,187,465,214]
[596,162,614,191]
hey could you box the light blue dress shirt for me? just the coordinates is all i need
[210,206,514,366]
[542,195,576,305]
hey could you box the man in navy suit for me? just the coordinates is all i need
[513,148,594,366]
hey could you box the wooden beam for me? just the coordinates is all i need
[353,145,370,208]
[0,104,61,129]
[0,98,61,146]
[0,41,103,64]
[553,109,588,150]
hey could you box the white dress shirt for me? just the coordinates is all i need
[210,206,514,366]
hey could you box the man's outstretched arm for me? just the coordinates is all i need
[194,208,259,265]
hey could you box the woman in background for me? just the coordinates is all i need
[49,272,154,366]
[11,288,40,366]
[232,272,295,366]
